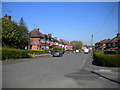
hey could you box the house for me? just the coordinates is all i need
[108,33,120,51]
[52,37,60,48]
[95,39,111,51]
[95,33,120,51]
[2,15,11,21]
[29,28,51,50]
[65,42,73,50]
[82,45,87,50]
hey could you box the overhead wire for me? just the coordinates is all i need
[94,3,118,36]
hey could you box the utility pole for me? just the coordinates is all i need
[91,34,94,72]
[91,34,93,53]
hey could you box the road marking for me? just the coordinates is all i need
[99,69,111,72]
[82,54,89,68]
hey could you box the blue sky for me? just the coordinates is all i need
[2,2,118,45]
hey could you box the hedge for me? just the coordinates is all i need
[2,48,30,60]
[27,49,45,55]
[0,48,2,60]
[93,51,120,67]
[53,47,65,51]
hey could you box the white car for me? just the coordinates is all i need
[75,50,79,53]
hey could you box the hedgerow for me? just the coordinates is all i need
[2,47,30,60]
[27,49,45,55]
[93,51,120,67]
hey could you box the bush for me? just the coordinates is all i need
[28,49,45,55]
[2,47,30,60]
[53,47,63,51]
[93,51,120,67]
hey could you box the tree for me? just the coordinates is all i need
[2,19,20,48]
[71,41,82,50]
[18,17,29,49]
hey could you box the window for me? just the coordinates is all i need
[113,42,116,47]
[108,43,111,47]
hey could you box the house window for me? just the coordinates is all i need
[113,42,116,47]
[108,43,111,47]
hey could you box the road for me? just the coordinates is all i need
[2,52,119,88]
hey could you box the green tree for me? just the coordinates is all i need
[18,17,29,49]
[2,19,20,48]
[71,41,82,50]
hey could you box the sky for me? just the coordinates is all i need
[2,2,118,45]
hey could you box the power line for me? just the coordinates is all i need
[94,3,117,36]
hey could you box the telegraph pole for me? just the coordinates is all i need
[91,34,93,53]
[91,34,94,71]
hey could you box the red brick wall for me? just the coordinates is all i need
[30,38,40,45]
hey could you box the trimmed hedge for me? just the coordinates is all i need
[28,49,45,55]
[93,51,120,67]
[2,48,30,60]
[53,47,65,52]
[0,48,2,60]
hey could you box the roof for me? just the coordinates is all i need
[53,38,58,42]
[29,30,44,38]
[100,39,111,44]
[110,37,118,43]
[95,39,111,44]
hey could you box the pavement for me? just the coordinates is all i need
[83,53,120,84]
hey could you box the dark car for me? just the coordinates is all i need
[66,49,73,53]
[44,49,52,53]
[52,50,63,57]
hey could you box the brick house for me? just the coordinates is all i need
[2,15,11,20]
[65,43,73,50]
[108,33,120,51]
[95,33,120,51]
[29,28,51,50]
[95,39,110,51]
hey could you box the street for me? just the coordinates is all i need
[2,52,119,88]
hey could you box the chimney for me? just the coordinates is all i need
[60,39,62,42]
[48,34,52,37]
[34,28,39,32]
[54,37,57,40]
[117,33,120,37]
[4,15,11,20]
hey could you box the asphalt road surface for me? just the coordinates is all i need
[2,52,119,88]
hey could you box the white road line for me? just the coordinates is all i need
[99,69,111,72]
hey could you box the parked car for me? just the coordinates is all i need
[75,50,80,53]
[52,50,63,57]
[44,49,52,53]
[66,49,73,53]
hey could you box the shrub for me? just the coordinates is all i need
[2,47,30,60]
[93,51,120,67]
[28,49,45,55]
[53,47,63,51]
